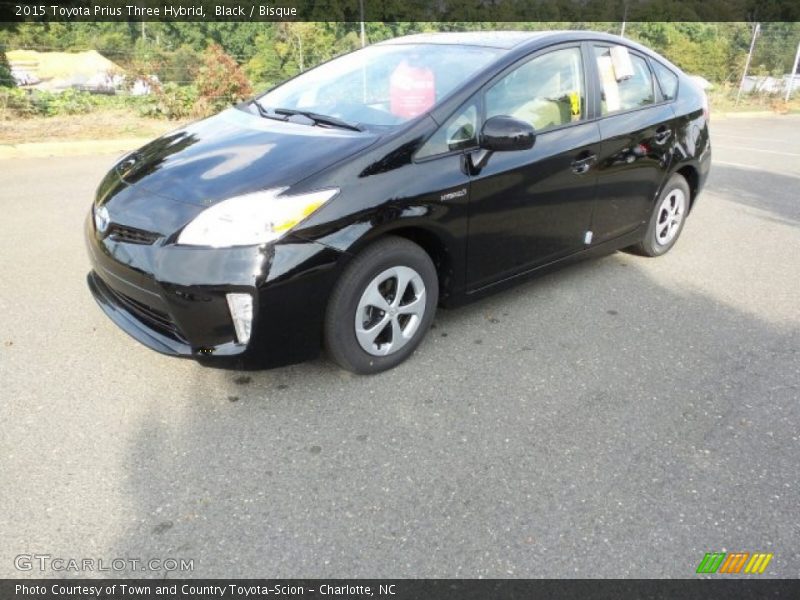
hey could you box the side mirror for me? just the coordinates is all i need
[466,116,535,173]
[480,115,536,152]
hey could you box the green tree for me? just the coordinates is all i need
[753,22,800,76]
[0,49,14,87]
[158,44,198,85]
[246,23,338,88]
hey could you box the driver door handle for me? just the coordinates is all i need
[571,153,597,175]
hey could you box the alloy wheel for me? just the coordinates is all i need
[655,188,686,246]
[355,266,426,356]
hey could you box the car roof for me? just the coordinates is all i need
[377,31,563,50]
[377,30,672,68]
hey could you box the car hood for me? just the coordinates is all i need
[110,107,379,207]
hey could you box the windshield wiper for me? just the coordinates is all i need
[251,102,364,132]
[251,100,287,122]
[273,108,364,132]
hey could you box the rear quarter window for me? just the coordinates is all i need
[651,61,679,101]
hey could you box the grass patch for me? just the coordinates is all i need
[0,109,188,145]
[708,83,800,115]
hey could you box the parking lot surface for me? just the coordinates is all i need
[1,116,798,578]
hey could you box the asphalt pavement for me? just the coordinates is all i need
[0,115,798,578]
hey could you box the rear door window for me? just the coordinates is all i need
[594,46,655,115]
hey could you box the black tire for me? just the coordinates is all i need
[628,173,691,257]
[324,236,438,374]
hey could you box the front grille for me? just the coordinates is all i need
[107,286,186,343]
[107,224,160,245]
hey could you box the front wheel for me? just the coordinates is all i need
[629,173,691,257]
[324,236,438,374]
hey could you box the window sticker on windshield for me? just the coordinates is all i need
[389,60,436,118]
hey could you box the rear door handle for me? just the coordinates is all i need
[654,127,672,144]
[571,153,597,174]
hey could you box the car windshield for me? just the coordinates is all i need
[256,43,502,130]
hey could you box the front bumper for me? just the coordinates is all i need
[85,213,346,365]
[88,270,229,355]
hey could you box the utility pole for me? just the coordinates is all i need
[786,40,800,102]
[359,0,367,102]
[298,33,303,71]
[736,22,760,106]
[360,0,366,47]
[620,2,628,38]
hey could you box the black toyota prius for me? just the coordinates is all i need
[86,31,711,374]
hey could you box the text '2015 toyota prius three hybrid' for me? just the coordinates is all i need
[86,31,711,374]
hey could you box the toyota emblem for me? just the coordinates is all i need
[94,205,110,234]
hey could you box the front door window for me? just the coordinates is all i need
[485,47,585,132]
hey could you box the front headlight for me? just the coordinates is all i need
[177,187,338,248]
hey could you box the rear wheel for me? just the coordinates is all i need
[324,236,438,374]
[629,173,690,257]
